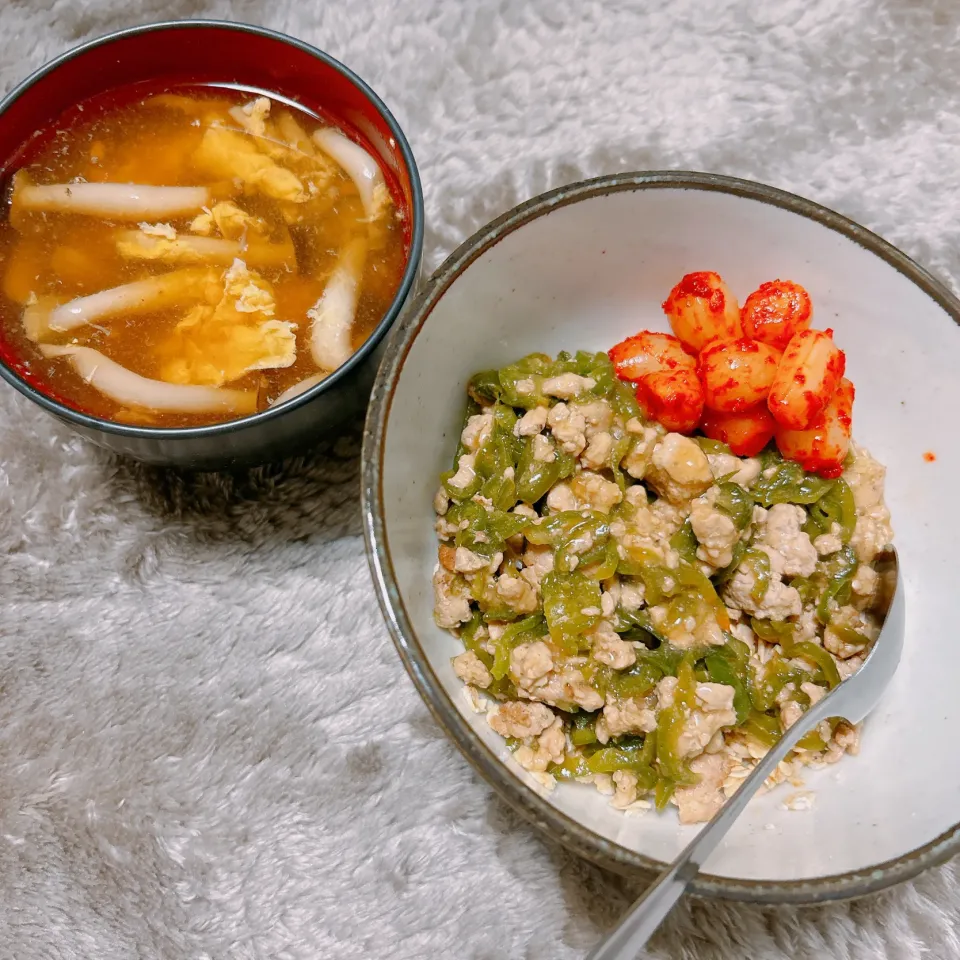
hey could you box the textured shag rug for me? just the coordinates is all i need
[2,2,960,958]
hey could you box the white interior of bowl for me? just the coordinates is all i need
[379,185,960,884]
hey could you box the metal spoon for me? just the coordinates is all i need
[587,548,903,960]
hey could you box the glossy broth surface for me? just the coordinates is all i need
[0,84,408,426]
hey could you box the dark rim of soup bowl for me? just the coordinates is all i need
[0,20,425,439]
[362,169,960,904]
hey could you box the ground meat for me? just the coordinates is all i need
[588,621,637,668]
[690,487,740,568]
[673,752,732,824]
[452,651,492,688]
[434,487,450,515]
[621,422,660,480]
[706,452,762,488]
[523,664,605,712]
[446,452,477,492]
[514,405,548,437]
[546,402,587,455]
[645,433,714,504]
[836,654,864,680]
[532,434,556,462]
[542,373,597,399]
[824,626,867,660]
[614,497,684,568]
[460,412,494,452]
[648,603,725,649]
[521,542,555,586]
[514,716,567,772]
[546,482,577,513]
[851,564,879,606]
[813,521,844,557]
[611,769,641,809]
[780,699,804,730]
[657,677,737,760]
[570,471,623,513]
[761,504,818,577]
[722,560,802,621]
[605,577,645,612]
[823,720,861,763]
[597,695,657,742]
[454,546,499,573]
[844,443,894,563]
[800,681,826,705]
[510,641,555,685]
[494,574,539,615]
[489,701,556,739]
[569,399,615,438]
[581,431,614,470]
[435,514,461,540]
[433,566,472,629]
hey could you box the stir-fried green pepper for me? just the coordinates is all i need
[608,428,634,492]
[749,654,809,713]
[715,482,754,530]
[780,637,842,688]
[804,478,856,544]
[541,570,603,653]
[829,623,871,649]
[670,521,700,564]
[459,611,492,664]
[581,540,620,581]
[654,777,676,810]
[742,709,781,747]
[549,754,592,780]
[586,749,658,787]
[553,515,611,574]
[448,500,530,560]
[695,437,734,457]
[742,549,772,603]
[467,369,502,405]
[609,660,662,699]
[632,559,729,629]
[750,617,794,644]
[497,353,556,409]
[704,649,751,724]
[570,713,599,746]
[610,378,644,422]
[751,458,834,508]
[654,658,700,784]
[712,539,747,590]
[817,545,858,623]
[516,436,576,504]
[526,510,595,546]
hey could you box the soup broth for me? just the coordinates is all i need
[0,85,409,426]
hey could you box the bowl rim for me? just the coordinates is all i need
[0,18,425,438]
[362,168,960,904]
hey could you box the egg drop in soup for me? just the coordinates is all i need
[0,86,409,426]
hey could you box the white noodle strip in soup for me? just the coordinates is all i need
[12,173,211,220]
[309,238,367,372]
[39,345,257,415]
[45,268,219,334]
[115,230,297,272]
[270,372,327,406]
[312,128,388,221]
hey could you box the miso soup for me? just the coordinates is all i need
[0,85,409,427]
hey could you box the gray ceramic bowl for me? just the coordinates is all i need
[363,171,960,902]
[0,21,423,469]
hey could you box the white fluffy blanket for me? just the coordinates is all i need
[2,2,959,958]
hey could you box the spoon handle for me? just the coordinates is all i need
[585,707,830,960]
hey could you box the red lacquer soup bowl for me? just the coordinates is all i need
[0,20,424,469]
